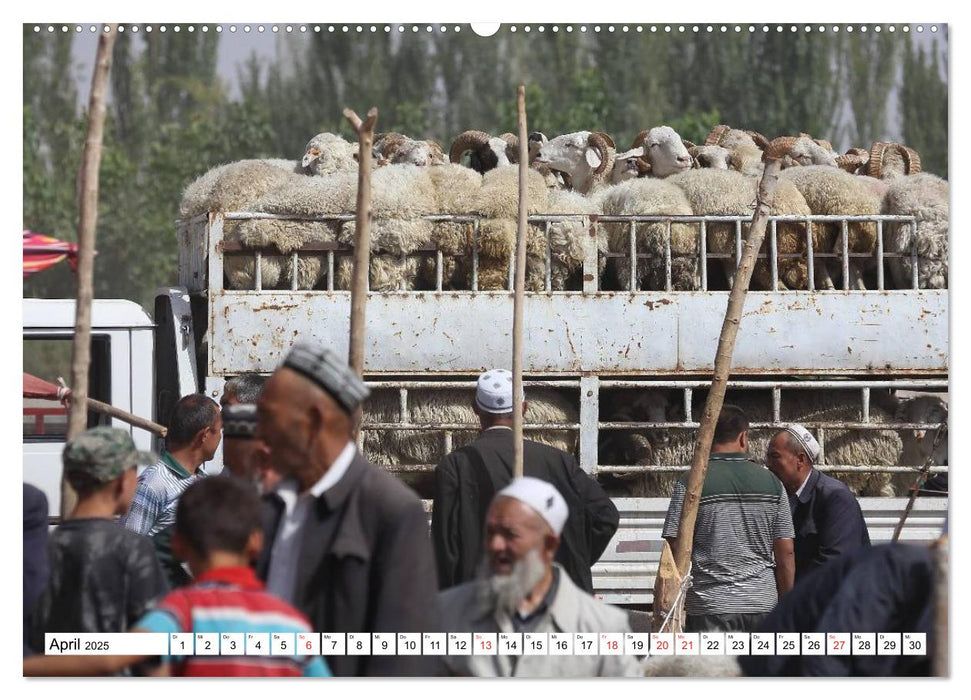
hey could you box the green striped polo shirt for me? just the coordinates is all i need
[661,452,794,615]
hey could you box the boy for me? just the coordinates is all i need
[28,427,168,654]
[26,476,330,677]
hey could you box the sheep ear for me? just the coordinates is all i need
[584,146,603,169]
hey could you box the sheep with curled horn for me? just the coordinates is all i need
[881,171,948,290]
[531,130,618,194]
[449,129,518,174]
[629,126,695,178]
[704,124,767,177]
[687,144,731,170]
[867,141,923,181]
[373,131,447,167]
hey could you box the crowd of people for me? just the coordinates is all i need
[22,341,940,677]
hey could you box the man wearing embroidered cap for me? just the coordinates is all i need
[437,478,640,677]
[255,342,438,677]
[432,369,618,594]
[766,424,870,580]
[221,403,280,493]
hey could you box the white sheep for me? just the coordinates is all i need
[373,132,446,167]
[630,126,694,178]
[881,172,948,289]
[687,144,731,170]
[532,131,618,194]
[597,178,699,291]
[301,132,360,176]
[704,125,767,178]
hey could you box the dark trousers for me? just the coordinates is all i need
[685,612,768,633]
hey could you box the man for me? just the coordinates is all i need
[438,477,640,677]
[662,405,795,633]
[220,373,267,408]
[433,368,618,593]
[765,424,870,580]
[23,484,49,655]
[124,393,221,587]
[255,342,438,677]
[221,403,281,493]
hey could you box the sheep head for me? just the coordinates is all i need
[632,126,693,178]
[301,132,359,176]
[836,148,870,174]
[787,137,838,168]
[449,130,513,173]
[688,144,731,170]
[868,141,922,180]
[610,146,646,183]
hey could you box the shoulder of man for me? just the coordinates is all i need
[355,452,425,514]
[436,581,483,628]
[555,569,630,632]
[814,470,856,497]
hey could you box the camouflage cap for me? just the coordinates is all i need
[63,426,156,483]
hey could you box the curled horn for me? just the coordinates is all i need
[635,158,652,176]
[705,124,731,146]
[449,130,492,164]
[763,136,803,162]
[895,144,922,175]
[814,138,835,153]
[682,139,697,150]
[498,132,520,163]
[836,148,869,173]
[868,141,890,179]
[632,129,650,150]
[594,131,616,149]
[745,130,769,149]
[687,145,703,168]
[587,132,612,175]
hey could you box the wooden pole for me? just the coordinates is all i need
[892,421,947,542]
[63,24,117,517]
[85,397,167,437]
[512,86,529,479]
[343,107,378,439]
[652,144,785,629]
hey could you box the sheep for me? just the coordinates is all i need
[597,178,699,291]
[893,393,948,470]
[422,163,484,289]
[867,142,922,181]
[610,147,651,182]
[532,131,618,194]
[666,168,814,290]
[600,388,903,499]
[301,132,360,176]
[544,188,606,290]
[778,165,883,290]
[373,132,447,167]
[880,172,948,289]
[179,159,306,219]
[449,130,517,173]
[630,126,694,178]
[360,386,579,468]
[688,144,731,170]
[705,125,767,178]
[781,137,839,169]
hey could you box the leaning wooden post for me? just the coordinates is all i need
[652,143,784,632]
[511,86,529,479]
[343,106,378,439]
[63,23,117,517]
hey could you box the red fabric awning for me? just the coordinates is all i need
[23,372,71,401]
[23,230,81,278]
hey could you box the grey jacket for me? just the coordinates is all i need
[437,564,642,677]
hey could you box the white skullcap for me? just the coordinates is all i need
[496,477,569,536]
[782,423,821,463]
[475,369,521,413]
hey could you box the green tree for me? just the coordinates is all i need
[901,37,948,178]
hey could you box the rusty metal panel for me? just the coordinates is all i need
[209,290,947,376]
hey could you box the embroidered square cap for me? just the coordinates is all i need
[783,423,821,463]
[475,368,523,413]
[281,342,371,414]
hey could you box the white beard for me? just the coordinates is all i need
[477,548,548,616]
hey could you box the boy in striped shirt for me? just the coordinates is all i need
[26,476,329,677]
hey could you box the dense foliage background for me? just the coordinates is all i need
[23,25,948,310]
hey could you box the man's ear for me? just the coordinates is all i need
[245,529,264,563]
[739,430,749,451]
[544,533,560,560]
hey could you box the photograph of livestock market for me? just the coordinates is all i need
[22,21,949,681]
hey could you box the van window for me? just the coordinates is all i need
[23,335,112,441]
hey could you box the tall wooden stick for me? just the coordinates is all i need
[652,144,786,629]
[892,422,947,542]
[343,107,377,438]
[63,24,117,517]
[512,86,529,479]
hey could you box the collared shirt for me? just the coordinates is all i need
[794,469,813,498]
[123,451,207,537]
[484,425,512,432]
[265,442,356,603]
[136,566,330,677]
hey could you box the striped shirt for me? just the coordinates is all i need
[662,453,794,616]
[136,566,330,677]
[123,451,207,537]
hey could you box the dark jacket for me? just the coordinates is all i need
[791,468,871,579]
[431,428,619,593]
[23,484,49,655]
[257,451,439,677]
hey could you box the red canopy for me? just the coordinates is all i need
[23,230,81,278]
[23,372,71,401]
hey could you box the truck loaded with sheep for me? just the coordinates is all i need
[165,119,948,604]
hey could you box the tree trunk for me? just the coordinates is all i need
[512,87,528,479]
[62,24,117,517]
[343,107,378,441]
[652,149,785,630]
